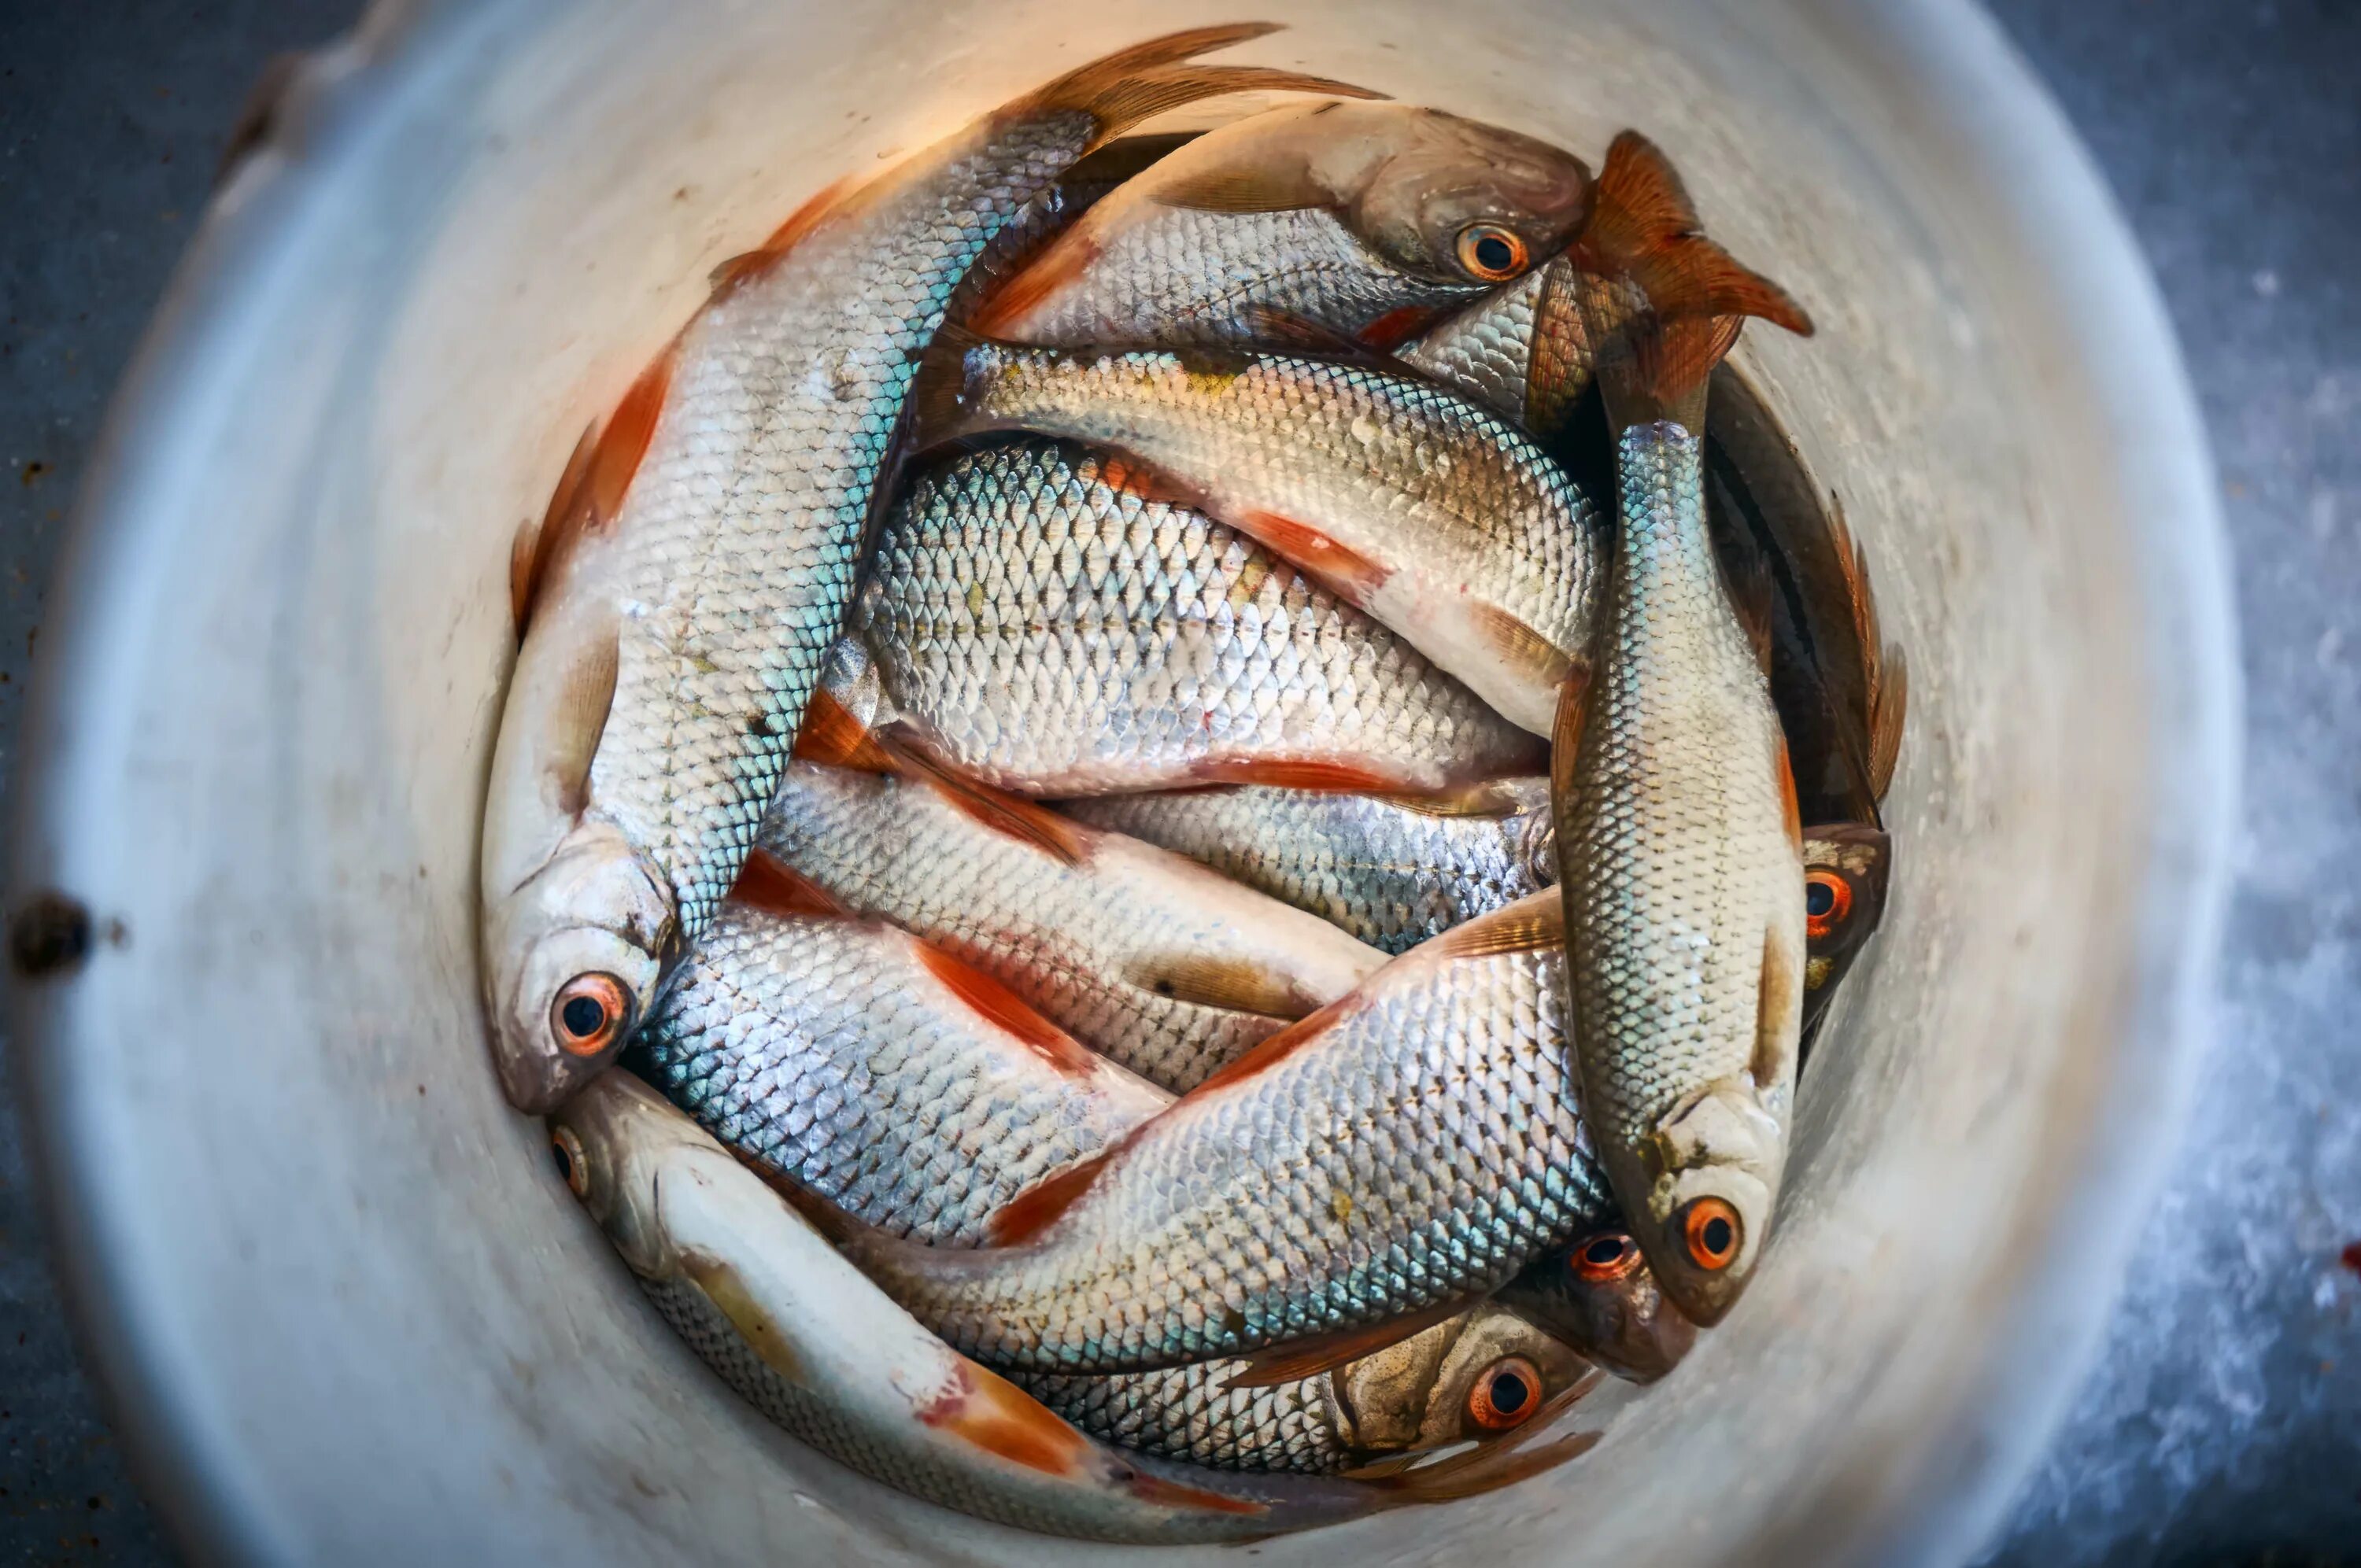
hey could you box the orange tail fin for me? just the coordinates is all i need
[1578,131,1812,338]
[1020,24,1383,148]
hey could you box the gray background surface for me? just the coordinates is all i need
[0,2,2352,1562]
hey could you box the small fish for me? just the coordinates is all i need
[1399,133,1811,440]
[972,101,1592,349]
[635,869,1168,1245]
[1496,1230,1695,1384]
[853,440,1540,795]
[480,26,1371,1113]
[1022,1303,1595,1473]
[1557,291,1812,1323]
[1062,780,1557,954]
[913,331,1609,734]
[756,746,1387,1093]
[821,891,1611,1375]
[552,1072,1594,1539]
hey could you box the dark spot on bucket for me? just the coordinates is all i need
[2339,1241,2361,1275]
[19,459,47,485]
[9,892,91,978]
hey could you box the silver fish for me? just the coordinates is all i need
[1557,308,1809,1326]
[1022,1301,1593,1473]
[971,100,1591,348]
[829,891,1611,1375]
[916,331,1607,734]
[753,752,1385,1092]
[1398,255,1593,437]
[636,892,1167,1245]
[479,26,1369,1112]
[852,439,1542,795]
[1062,779,1557,954]
[549,1071,1411,1541]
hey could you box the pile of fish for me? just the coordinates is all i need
[486,24,1905,1543]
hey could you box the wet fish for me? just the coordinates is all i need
[634,872,1167,1245]
[822,891,1611,1374]
[552,1072,1593,1539]
[1497,1230,1695,1384]
[1556,300,1812,1326]
[972,101,1591,349]
[1022,1302,1594,1473]
[479,26,1370,1113]
[914,334,1609,734]
[1399,133,1811,440]
[1062,780,1557,954]
[756,747,1387,1093]
[945,133,1204,329]
[852,440,1541,795]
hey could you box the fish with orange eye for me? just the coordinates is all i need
[1799,823,1892,1037]
[1495,1229,1697,1384]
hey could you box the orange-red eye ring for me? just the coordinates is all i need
[1466,1355,1543,1431]
[551,972,630,1058]
[549,1127,591,1198]
[1454,223,1531,283]
[1572,1231,1643,1284]
[1679,1197,1743,1271]
[1804,869,1853,943]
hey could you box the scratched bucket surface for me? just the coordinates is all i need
[7,1,2234,1562]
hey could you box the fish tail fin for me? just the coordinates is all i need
[1596,312,1741,433]
[1022,25,1384,146]
[1580,131,1813,338]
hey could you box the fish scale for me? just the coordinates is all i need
[842,893,1613,1375]
[638,906,1167,1244]
[933,341,1607,734]
[853,440,1535,794]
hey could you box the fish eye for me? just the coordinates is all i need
[549,1126,590,1198]
[550,972,630,1057]
[1804,869,1854,942]
[1454,223,1530,283]
[1572,1231,1642,1284]
[1679,1197,1743,1271]
[1465,1354,1543,1431]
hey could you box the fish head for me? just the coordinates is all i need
[1416,1304,1594,1448]
[1803,823,1892,1005]
[483,824,673,1114]
[544,1069,708,1276]
[1638,1080,1786,1325]
[1497,1230,1695,1383]
[1347,109,1592,291]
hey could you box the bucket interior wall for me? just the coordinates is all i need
[11,1,2230,1563]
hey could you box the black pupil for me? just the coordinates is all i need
[550,1138,574,1183]
[1489,1371,1531,1413]
[1807,880,1837,917]
[1702,1216,1735,1256]
[561,994,608,1039]
[1584,1237,1625,1266]
[1472,233,1515,273]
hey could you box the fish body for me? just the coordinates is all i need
[1557,411,1804,1327]
[479,27,1369,1112]
[855,440,1538,795]
[1398,255,1595,437]
[921,338,1608,734]
[757,758,1386,1092]
[1062,780,1555,954]
[636,895,1167,1245]
[836,891,1611,1374]
[975,101,1592,348]
[549,1072,1401,1541]
[1022,1302,1591,1473]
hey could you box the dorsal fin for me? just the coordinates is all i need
[1016,25,1382,150]
[1576,131,1812,338]
[512,421,597,636]
[987,1148,1120,1245]
[1237,304,1421,376]
[728,849,851,921]
[515,337,678,632]
[1186,994,1358,1094]
[1217,1297,1473,1388]
[1867,643,1908,802]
